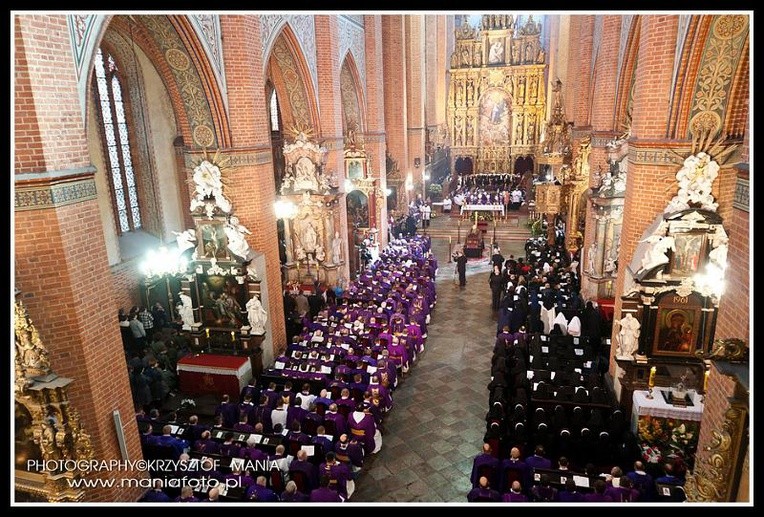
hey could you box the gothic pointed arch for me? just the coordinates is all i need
[340,52,367,137]
[264,25,320,134]
[613,15,640,130]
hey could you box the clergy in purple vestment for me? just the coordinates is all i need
[324,404,348,436]
[318,451,351,498]
[347,404,379,455]
[502,481,529,502]
[470,443,500,488]
[334,433,364,470]
[309,476,343,502]
[467,476,501,502]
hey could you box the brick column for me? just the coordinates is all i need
[15,15,145,501]
[364,15,389,246]
[219,15,285,355]
[580,15,621,299]
[314,16,351,282]
[382,15,409,205]
[714,166,749,342]
[610,15,680,391]
[405,15,426,199]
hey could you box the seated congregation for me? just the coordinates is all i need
[468,236,687,503]
[137,235,437,502]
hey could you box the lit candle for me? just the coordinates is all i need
[704,369,710,392]
[205,328,210,339]
[648,366,656,388]
[449,236,452,244]
[231,331,236,342]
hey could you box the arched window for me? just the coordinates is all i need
[93,47,141,234]
[269,89,280,132]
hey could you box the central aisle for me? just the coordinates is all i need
[352,236,525,502]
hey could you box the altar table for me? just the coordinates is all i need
[176,354,252,398]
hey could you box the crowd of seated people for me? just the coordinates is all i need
[469,236,687,502]
[137,236,437,503]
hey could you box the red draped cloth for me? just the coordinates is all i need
[176,354,252,398]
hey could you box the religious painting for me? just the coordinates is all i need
[652,306,701,357]
[488,38,504,64]
[479,89,510,146]
[293,156,319,192]
[347,190,370,228]
[198,274,245,329]
[669,232,707,277]
[346,159,365,180]
[197,221,229,260]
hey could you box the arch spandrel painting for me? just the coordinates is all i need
[480,89,511,146]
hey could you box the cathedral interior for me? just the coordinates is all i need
[13,12,750,505]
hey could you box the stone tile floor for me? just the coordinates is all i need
[351,236,526,502]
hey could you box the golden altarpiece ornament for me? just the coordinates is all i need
[448,15,546,174]
[14,292,94,502]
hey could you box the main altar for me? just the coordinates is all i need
[448,15,546,175]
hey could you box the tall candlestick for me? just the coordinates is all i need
[703,369,710,392]
[205,328,210,339]
[449,236,452,244]
[648,366,656,388]
[231,331,236,342]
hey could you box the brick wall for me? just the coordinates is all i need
[15,14,146,501]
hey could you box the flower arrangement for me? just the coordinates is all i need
[638,415,699,468]
[179,398,196,411]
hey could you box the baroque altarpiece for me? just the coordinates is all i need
[448,15,547,174]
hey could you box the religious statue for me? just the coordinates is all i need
[454,114,465,146]
[178,292,194,330]
[461,45,471,67]
[450,51,458,69]
[517,77,526,102]
[488,39,504,64]
[456,80,464,106]
[527,118,536,144]
[524,42,533,64]
[514,114,524,145]
[224,216,254,262]
[616,313,641,358]
[332,230,343,264]
[466,116,474,146]
[246,294,268,335]
[511,42,520,64]
[473,48,482,67]
[639,235,676,272]
[294,156,318,191]
[708,233,729,269]
[174,229,197,254]
[301,222,319,253]
[466,78,475,106]
[529,76,538,102]
[587,241,599,275]
[537,47,546,64]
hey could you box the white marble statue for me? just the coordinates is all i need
[587,241,599,275]
[302,223,318,253]
[640,235,676,272]
[294,157,318,192]
[178,293,195,330]
[616,313,641,358]
[709,233,729,269]
[665,152,721,214]
[224,216,254,261]
[246,294,268,335]
[174,229,197,253]
[332,231,343,265]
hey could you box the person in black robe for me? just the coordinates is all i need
[455,250,468,287]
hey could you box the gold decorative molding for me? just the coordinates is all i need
[14,297,94,502]
[685,404,747,502]
[698,338,748,362]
